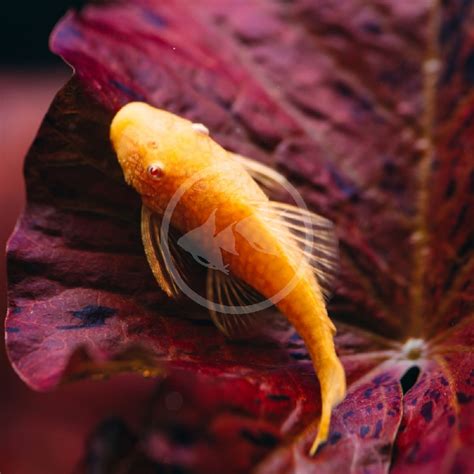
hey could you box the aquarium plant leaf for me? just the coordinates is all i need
[5,0,473,472]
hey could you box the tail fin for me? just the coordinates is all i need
[285,302,346,456]
[309,355,346,455]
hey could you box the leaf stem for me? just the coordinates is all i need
[409,0,441,337]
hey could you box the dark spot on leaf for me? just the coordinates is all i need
[444,179,456,198]
[376,402,383,410]
[110,79,145,101]
[142,10,167,27]
[383,159,397,175]
[343,410,354,420]
[315,441,328,454]
[420,401,433,422]
[459,233,473,259]
[267,394,290,401]
[429,389,441,402]
[328,167,359,200]
[440,36,460,85]
[373,420,383,438]
[457,392,473,404]
[400,365,420,394]
[83,417,137,473]
[448,414,456,427]
[333,80,354,98]
[289,351,310,361]
[378,443,391,457]
[127,324,146,335]
[329,432,342,445]
[289,332,302,342]
[9,259,48,282]
[440,376,449,386]
[439,8,461,43]
[362,21,382,35]
[12,307,22,314]
[360,425,370,438]
[450,203,468,237]
[57,305,117,330]
[406,441,420,463]
[168,424,196,446]
[240,429,278,447]
[373,373,391,386]
[388,410,396,417]
[190,319,213,327]
[364,388,373,399]
[463,50,474,84]
[6,327,20,333]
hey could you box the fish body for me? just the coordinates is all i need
[110,102,346,454]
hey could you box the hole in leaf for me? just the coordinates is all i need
[400,365,420,394]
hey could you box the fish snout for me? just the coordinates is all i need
[110,102,157,188]
[110,102,154,146]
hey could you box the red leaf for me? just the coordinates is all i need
[5,0,474,472]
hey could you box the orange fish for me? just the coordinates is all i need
[110,102,346,454]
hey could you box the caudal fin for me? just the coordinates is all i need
[309,354,346,455]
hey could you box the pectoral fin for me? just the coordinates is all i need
[229,152,289,198]
[206,269,272,339]
[141,205,196,298]
[230,152,338,299]
[254,200,339,301]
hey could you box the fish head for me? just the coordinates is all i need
[110,102,213,201]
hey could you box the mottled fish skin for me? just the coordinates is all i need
[110,102,346,454]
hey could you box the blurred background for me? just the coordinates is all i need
[0,0,84,66]
[1,3,155,473]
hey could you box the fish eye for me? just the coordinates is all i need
[147,163,164,179]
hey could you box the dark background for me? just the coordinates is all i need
[0,1,89,66]
[1,3,155,473]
